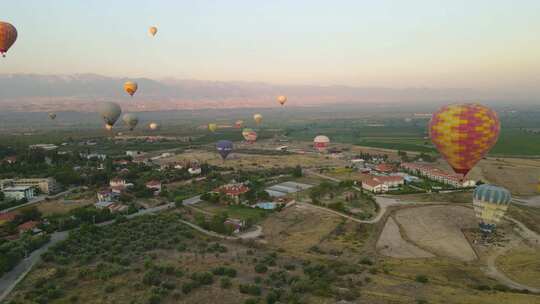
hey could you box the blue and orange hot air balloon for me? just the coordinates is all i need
[429,103,500,176]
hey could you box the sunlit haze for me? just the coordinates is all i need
[3,0,540,92]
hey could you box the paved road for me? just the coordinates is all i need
[513,196,540,208]
[1,187,81,213]
[0,231,69,302]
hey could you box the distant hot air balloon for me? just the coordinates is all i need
[253,114,263,125]
[277,95,287,106]
[124,81,138,97]
[122,113,139,131]
[149,26,158,37]
[314,135,330,152]
[0,22,17,57]
[473,184,512,233]
[149,122,160,131]
[242,128,258,143]
[99,102,122,131]
[429,103,500,175]
[208,123,218,133]
[48,113,57,120]
[216,140,233,160]
[235,120,244,129]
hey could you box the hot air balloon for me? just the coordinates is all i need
[208,123,218,133]
[149,122,160,131]
[149,26,158,37]
[48,113,57,120]
[314,135,330,152]
[235,120,244,129]
[216,140,233,160]
[124,81,138,97]
[242,128,258,143]
[99,102,122,130]
[253,114,263,125]
[0,22,17,57]
[473,184,512,233]
[277,95,287,106]
[122,113,139,131]
[429,103,500,175]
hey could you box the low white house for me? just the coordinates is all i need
[361,179,389,193]
[3,186,35,201]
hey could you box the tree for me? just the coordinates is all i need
[292,165,303,178]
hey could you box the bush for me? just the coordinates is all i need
[181,281,197,294]
[415,275,429,284]
[239,284,262,296]
[359,257,373,265]
[244,299,260,304]
[493,284,510,292]
[191,272,214,285]
[255,263,268,274]
[220,277,232,289]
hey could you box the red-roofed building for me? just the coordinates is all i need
[0,212,17,225]
[2,156,17,164]
[374,163,396,173]
[361,178,389,193]
[145,180,162,195]
[359,175,404,193]
[213,183,250,204]
[400,163,475,188]
[17,221,40,234]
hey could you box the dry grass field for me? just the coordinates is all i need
[393,205,478,261]
[496,245,540,288]
[36,198,94,216]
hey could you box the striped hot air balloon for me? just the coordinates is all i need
[473,184,511,233]
[429,103,500,176]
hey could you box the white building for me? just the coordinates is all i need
[3,186,35,201]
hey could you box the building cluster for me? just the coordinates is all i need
[212,183,250,204]
[400,163,475,188]
[349,158,476,194]
[0,178,59,201]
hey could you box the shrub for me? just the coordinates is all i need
[415,275,429,284]
[220,277,232,289]
[359,257,373,265]
[493,284,510,292]
[181,282,197,294]
[191,272,214,285]
[239,284,262,296]
[255,263,268,274]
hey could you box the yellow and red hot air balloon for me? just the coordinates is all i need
[124,81,138,97]
[242,128,258,143]
[277,95,287,106]
[429,103,500,175]
[149,26,158,37]
[0,21,18,57]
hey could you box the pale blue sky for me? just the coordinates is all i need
[2,0,540,89]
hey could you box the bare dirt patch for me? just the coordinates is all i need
[377,217,434,259]
[394,205,478,261]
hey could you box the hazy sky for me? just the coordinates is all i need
[3,0,540,90]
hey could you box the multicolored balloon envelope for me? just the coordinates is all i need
[216,140,233,160]
[313,135,330,152]
[242,128,257,143]
[473,184,511,233]
[277,95,287,106]
[429,103,500,175]
[253,114,263,125]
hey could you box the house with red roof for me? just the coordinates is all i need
[213,183,250,204]
[17,221,41,234]
[145,180,162,195]
[0,212,17,225]
[359,175,404,193]
[2,156,17,164]
[374,163,396,174]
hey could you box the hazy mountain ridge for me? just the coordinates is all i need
[0,74,531,112]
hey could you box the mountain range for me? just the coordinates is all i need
[0,74,532,112]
